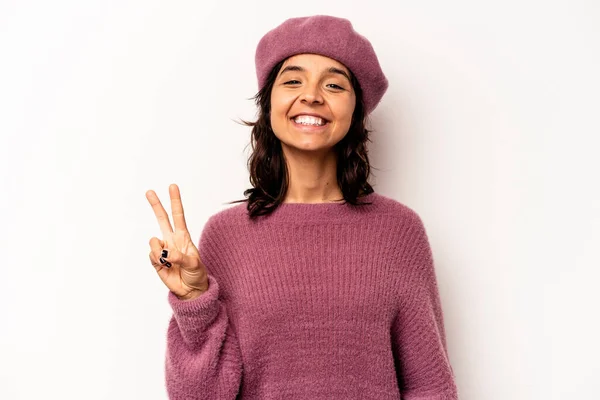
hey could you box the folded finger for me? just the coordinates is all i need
[149,237,171,268]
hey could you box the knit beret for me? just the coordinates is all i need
[255,15,388,114]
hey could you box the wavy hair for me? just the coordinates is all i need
[227,58,377,219]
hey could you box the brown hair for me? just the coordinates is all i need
[227,58,377,219]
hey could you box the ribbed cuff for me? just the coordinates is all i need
[167,274,221,336]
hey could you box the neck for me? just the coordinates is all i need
[282,147,342,203]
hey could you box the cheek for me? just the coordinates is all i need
[269,93,290,134]
[337,98,356,128]
[270,89,293,114]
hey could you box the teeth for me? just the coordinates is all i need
[293,115,326,126]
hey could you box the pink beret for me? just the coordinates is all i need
[255,15,389,114]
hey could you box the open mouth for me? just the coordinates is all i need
[290,115,330,127]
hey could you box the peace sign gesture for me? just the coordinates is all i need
[146,184,209,300]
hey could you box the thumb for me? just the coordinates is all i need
[164,247,199,271]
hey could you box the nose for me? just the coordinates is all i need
[299,83,324,105]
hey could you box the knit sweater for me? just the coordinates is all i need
[164,191,458,399]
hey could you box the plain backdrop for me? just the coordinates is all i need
[1,1,599,399]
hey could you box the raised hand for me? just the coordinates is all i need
[146,184,209,300]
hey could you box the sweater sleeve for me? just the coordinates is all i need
[391,215,459,400]
[165,274,242,400]
[164,215,243,400]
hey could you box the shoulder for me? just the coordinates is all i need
[369,192,427,232]
[367,193,433,261]
[206,201,247,227]
[203,200,249,233]
[196,201,248,269]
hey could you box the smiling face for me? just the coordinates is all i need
[269,53,357,155]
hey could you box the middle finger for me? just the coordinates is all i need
[146,189,174,238]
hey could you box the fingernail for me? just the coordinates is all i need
[159,257,166,264]
[165,262,172,267]
[162,250,168,258]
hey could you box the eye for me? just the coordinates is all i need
[327,84,345,90]
[283,80,301,85]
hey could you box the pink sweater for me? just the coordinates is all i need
[165,191,458,399]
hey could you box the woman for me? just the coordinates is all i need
[146,15,458,399]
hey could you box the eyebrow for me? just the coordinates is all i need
[279,65,351,83]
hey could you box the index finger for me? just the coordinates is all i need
[145,189,173,238]
[169,183,189,232]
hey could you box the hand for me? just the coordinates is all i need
[146,184,209,300]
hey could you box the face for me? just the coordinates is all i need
[269,53,356,155]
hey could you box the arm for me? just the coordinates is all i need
[165,273,242,400]
[391,216,458,400]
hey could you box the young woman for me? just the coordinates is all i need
[146,15,458,400]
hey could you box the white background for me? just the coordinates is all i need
[1,1,599,399]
